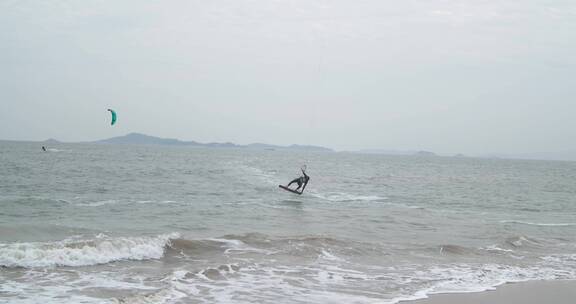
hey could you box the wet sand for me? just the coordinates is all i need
[408,280,576,304]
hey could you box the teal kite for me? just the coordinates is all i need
[107,109,117,126]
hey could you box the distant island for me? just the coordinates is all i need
[414,150,437,157]
[356,149,439,157]
[90,133,333,152]
[43,138,61,144]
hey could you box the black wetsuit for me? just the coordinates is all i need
[287,170,310,192]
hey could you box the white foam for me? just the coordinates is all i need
[309,191,387,203]
[318,249,346,262]
[207,238,245,248]
[541,254,576,265]
[80,200,120,207]
[207,238,277,255]
[501,220,576,227]
[153,260,576,304]
[114,288,187,304]
[386,262,576,304]
[0,233,179,268]
[482,245,515,253]
[4,237,575,304]
[1,270,155,304]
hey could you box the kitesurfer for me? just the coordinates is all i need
[42,146,47,152]
[286,167,310,193]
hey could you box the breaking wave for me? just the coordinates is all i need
[0,233,179,268]
[4,232,576,303]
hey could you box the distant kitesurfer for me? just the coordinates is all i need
[286,166,310,193]
[42,146,47,152]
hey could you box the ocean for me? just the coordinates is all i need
[1,141,576,303]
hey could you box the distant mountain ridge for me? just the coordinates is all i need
[93,133,333,152]
[43,138,61,144]
[357,149,438,157]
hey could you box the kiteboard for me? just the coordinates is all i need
[279,185,302,195]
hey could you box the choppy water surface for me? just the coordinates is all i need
[1,142,576,303]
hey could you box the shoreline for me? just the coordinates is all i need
[405,280,576,304]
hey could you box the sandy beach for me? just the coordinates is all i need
[408,280,576,304]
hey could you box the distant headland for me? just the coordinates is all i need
[90,133,334,152]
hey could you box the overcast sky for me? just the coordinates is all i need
[1,0,575,153]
